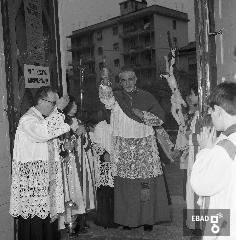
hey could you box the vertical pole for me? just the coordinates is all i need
[195,0,209,115]
[208,0,217,90]
[52,0,61,90]
[57,0,67,95]
[194,0,217,116]
[79,58,84,121]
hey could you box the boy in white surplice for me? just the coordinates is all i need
[191,82,236,240]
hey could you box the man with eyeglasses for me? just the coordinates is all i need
[99,66,171,232]
[9,86,85,240]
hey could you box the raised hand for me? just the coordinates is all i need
[132,108,144,120]
[64,140,74,152]
[197,126,216,149]
[76,125,86,136]
[57,95,70,110]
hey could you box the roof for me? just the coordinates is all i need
[68,5,189,38]
[119,0,145,5]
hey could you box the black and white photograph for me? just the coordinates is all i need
[1,0,236,239]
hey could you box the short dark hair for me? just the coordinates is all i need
[63,95,76,115]
[34,86,57,105]
[207,82,236,115]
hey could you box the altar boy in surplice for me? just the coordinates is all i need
[191,82,236,239]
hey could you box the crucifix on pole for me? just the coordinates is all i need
[78,59,85,121]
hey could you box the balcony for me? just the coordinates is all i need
[122,45,155,55]
[68,42,94,52]
[123,61,156,70]
[82,56,95,63]
[69,57,95,67]
[120,27,154,39]
[134,63,156,70]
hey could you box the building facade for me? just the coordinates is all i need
[68,0,189,120]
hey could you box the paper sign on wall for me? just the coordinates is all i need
[24,64,50,88]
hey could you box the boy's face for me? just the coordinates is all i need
[209,105,225,131]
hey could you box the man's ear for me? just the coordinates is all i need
[214,105,224,116]
[37,99,43,105]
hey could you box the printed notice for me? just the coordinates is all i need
[24,64,50,88]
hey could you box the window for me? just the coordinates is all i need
[173,37,178,48]
[130,56,137,65]
[97,31,102,40]
[129,38,136,48]
[144,52,152,64]
[172,20,176,30]
[99,62,103,71]
[88,62,95,73]
[112,25,118,35]
[123,22,136,33]
[124,2,128,9]
[113,43,119,51]
[98,47,103,56]
[114,59,120,67]
[144,35,151,46]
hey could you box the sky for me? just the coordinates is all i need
[60,0,195,63]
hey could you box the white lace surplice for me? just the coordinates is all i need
[92,121,114,187]
[10,107,70,220]
[99,85,163,179]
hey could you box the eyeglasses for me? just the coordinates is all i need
[42,98,57,105]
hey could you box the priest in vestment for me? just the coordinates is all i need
[9,86,72,240]
[99,67,170,231]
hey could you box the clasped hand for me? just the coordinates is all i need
[75,125,86,136]
[64,140,74,151]
[56,95,70,110]
[197,126,216,149]
[132,108,144,120]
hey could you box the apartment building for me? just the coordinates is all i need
[68,0,189,120]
